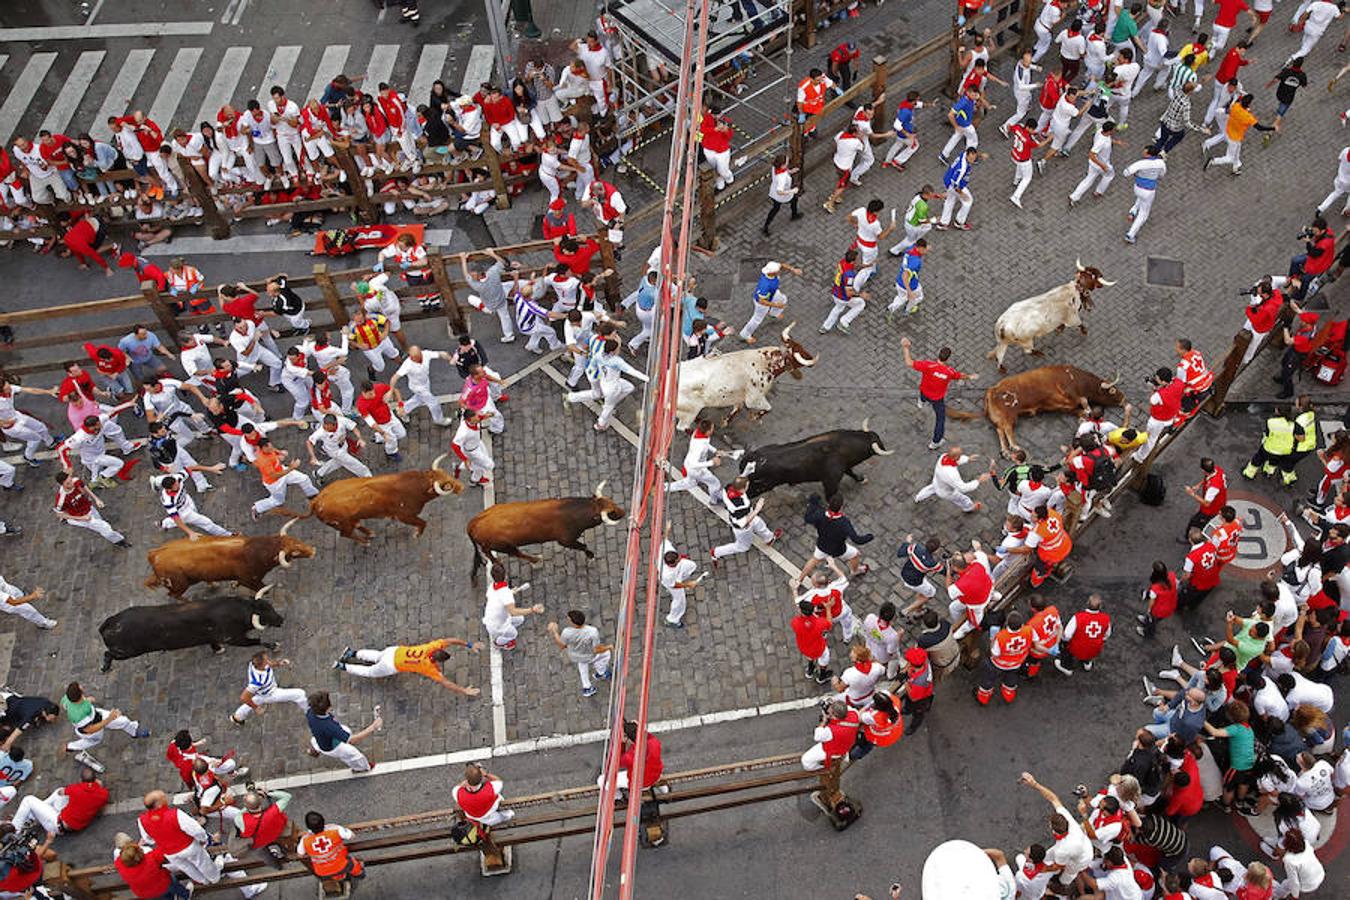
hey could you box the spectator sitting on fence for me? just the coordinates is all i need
[403,175,452,216]
[462,188,495,216]
[132,196,172,249]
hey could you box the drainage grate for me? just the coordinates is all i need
[1146,257,1185,288]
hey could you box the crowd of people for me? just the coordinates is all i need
[0,0,1349,896]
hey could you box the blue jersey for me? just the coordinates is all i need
[635,280,657,311]
[899,252,923,288]
[680,292,699,336]
[943,154,973,190]
[951,96,975,128]
[832,261,856,300]
[754,273,781,305]
[892,102,917,135]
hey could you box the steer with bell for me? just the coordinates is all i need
[989,260,1116,371]
[675,324,817,430]
[99,586,286,671]
[740,420,894,499]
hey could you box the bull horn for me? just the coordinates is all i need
[254,584,274,601]
[251,613,266,632]
[434,479,454,496]
[603,509,624,525]
[594,480,608,498]
[432,453,449,473]
[780,322,795,342]
[1075,257,1084,272]
[1097,278,1117,287]
[861,417,870,432]
[1100,371,1122,389]
[280,517,298,537]
[793,351,815,367]
[871,442,894,456]
[277,550,291,569]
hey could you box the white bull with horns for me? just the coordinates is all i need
[988,259,1116,371]
[675,323,818,430]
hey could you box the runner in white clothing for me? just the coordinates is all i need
[1124,146,1166,243]
[1317,146,1350,216]
[306,414,372,480]
[0,379,58,465]
[666,418,726,501]
[390,347,450,426]
[846,199,895,288]
[230,651,309,724]
[482,566,544,650]
[58,402,141,485]
[0,575,56,630]
[914,447,992,512]
[1070,121,1122,204]
[227,319,283,389]
[450,411,494,486]
[660,529,702,627]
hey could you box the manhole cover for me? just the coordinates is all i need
[738,258,770,283]
[1146,257,1185,287]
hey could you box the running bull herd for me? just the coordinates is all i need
[102,264,1124,667]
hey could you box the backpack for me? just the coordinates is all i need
[1085,448,1118,492]
[1139,473,1166,506]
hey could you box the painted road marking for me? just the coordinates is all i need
[460,44,495,95]
[195,47,252,128]
[364,45,400,94]
[0,53,56,145]
[257,45,302,102]
[0,22,213,40]
[409,44,450,108]
[93,49,155,139]
[307,45,351,108]
[1201,490,1292,576]
[40,50,106,135]
[148,47,204,132]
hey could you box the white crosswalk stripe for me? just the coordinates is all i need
[92,48,155,139]
[461,44,495,96]
[257,45,302,103]
[195,47,251,129]
[409,44,449,108]
[307,45,350,106]
[0,55,9,75]
[41,50,107,135]
[0,53,57,146]
[364,44,400,93]
[149,47,204,132]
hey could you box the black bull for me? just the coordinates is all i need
[98,589,285,671]
[740,428,894,498]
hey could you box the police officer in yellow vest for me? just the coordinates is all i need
[1242,405,1305,485]
[1285,395,1319,484]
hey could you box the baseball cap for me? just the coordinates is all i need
[762,261,781,275]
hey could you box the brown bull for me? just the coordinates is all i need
[467,480,625,583]
[303,453,464,543]
[144,520,316,598]
[947,365,1125,457]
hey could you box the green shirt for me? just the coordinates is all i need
[61,695,93,726]
[1232,618,1269,668]
[1110,13,1138,44]
[1227,722,1255,771]
[906,196,929,226]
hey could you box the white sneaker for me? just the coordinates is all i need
[1158,668,1180,681]
[1170,644,1184,667]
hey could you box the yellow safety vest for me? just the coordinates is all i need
[1295,410,1317,452]
[1263,417,1295,455]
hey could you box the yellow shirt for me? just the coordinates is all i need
[1107,427,1148,451]
[1225,104,1256,142]
[394,639,451,679]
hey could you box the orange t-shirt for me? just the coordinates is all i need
[255,449,286,484]
[1225,104,1256,142]
[394,639,451,679]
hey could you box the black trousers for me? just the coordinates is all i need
[763,197,800,231]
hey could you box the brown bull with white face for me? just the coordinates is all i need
[989,260,1117,371]
[675,324,817,430]
[306,454,464,543]
[467,481,626,583]
[948,365,1126,457]
[144,521,316,599]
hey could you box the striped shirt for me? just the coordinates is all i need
[514,291,550,333]
[1165,60,1199,97]
[246,662,278,696]
[345,314,388,350]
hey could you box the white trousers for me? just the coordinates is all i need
[318,448,373,479]
[1127,186,1155,240]
[942,125,978,159]
[1002,89,1035,131]
[0,459,11,488]
[525,321,563,353]
[489,121,530,152]
[667,467,721,499]
[712,515,773,558]
[949,599,988,639]
[311,737,371,772]
[539,170,561,200]
[739,296,785,340]
[1209,136,1244,172]
[328,366,356,411]
[277,133,303,176]
[1033,21,1054,60]
[344,646,399,678]
[12,790,67,834]
[451,439,494,483]
[1294,25,1328,61]
[160,507,230,536]
[630,304,656,351]
[1317,175,1350,215]
[801,743,830,771]
[252,470,318,515]
[233,687,309,721]
[889,221,931,254]
[281,374,312,419]
[80,452,125,481]
[66,709,138,751]
[237,347,283,387]
[568,379,635,427]
[666,586,689,624]
[359,340,400,373]
[704,147,734,189]
[1071,162,1116,201]
[2,598,55,629]
[370,416,407,456]
[1132,415,1172,462]
[573,162,595,200]
[888,284,924,314]
[63,509,125,543]
[940,187,973,225]
[165,840,222,884]
[1011,159,1034,203]
[577,651,612,690]
[2,413,54,460]
[915,482,977,511]
[486,615,525,647]
[884,136,919,166]
[402,388,447,424]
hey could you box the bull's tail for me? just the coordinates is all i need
[945,409,983,421]
[469,539,486,585]
[269,505,312,521]
[143,574,163,589]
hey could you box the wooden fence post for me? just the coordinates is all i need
[1018,0,1040,52]
[789,118,804,193]
[480,143,512,210]
[139,279,182,346]
[1205,331,1251,417]
[180,161,231,240]
[801,0,818,48]
[696,167,718,253]
[596,232,622,307]
[948,17,965,94]
[870,55,889,129]
[312,263,350,328]
[427,248,469,334]
[332,142,378,224]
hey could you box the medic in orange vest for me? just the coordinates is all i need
[796,68,838,135]
[1013,505,1072,588]
[1209,505,1243,568]
[850,690,902,760]
[1024,594,1062,678]
[1175,338,1214,421]
[977,609,1032,705]
[299,811,365,884]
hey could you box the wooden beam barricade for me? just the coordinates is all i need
[0,234,615,381]
[46,754,821,898]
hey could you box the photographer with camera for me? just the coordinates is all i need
[1132,367,1186,463]
[1287,217,1336,301]
[0,821,50,899]
[223,784,294,869]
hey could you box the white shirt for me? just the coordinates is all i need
[1145,30,1170,67]
[838,663,882,704]
[11,144,50,178]
[172,133,205,160]
[568,134,592,168]
[768,168,795,203]
[681,432,717,475]
[282,358,311,384]
[929,455,980,498]
[832,133,865,170]
[1085,36,1109,69]
[483,583,517,630]
[1096,866,1141,900]
[660,543,697,592]
[861,613,901,663]
[394,352,443,394]
[1057,31,1087,60]
[63,418,114,461]
[1253,676,1289,721]
[115,127,144,162]
[1046,804,1093,871]
[577,44,612,80]
[1304,0,1341,32]
[142,380,192,418]
[1285,671,1334,713]
[0,577,25,602]
[1296,760,1337,811]
[452,416,483,453]
[1089,129,1114,168]
[1051,96,1080,129]
[1338,147,1350,184]
[1113,61,1140,94]
[1017,482,1054,519]
[241,109,276,144]
[1333,747,1350,791]
[228,322,266,363]
[307,418,358,455]
[1280,844,1325,895]
[304,336,350,372]
[1124,156,1167,186]
[1037,2,1063,29]
[851,208,883,247]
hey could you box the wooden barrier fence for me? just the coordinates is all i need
[0,231,622,381]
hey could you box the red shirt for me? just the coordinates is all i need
[356,383,394,425]
[483,95,518,128]
[1198,467,1228,516]
[56,480,93,517]
[0,859,42,893]
[454,779,500,820]
[829,43,861,65]
[1150,378,1186,420]
[1214,46,1250,82]
[791,613,830,658]
[541,212,577,240]
[1009,124,1035,163]
[38,134,73,170]
[1214,0,1250,28]
[58,780,109,831]
[618,733,664,788]
[117,848,173,898]
[1185,541,1222,591]
[700,112,732,153]
[58,369,97,405]
[1066,609,1111,660]
[1165,752,1204,817]
[1245,293,1282,333]
[553,239,601,276]
[83,342,129,375]
[912,359,962,400]
[1147,573,1178,618]
[222,292,265,323]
